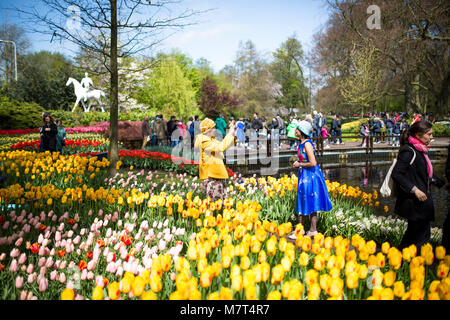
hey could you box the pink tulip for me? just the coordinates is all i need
[116,266,124,277]
[158,240,167,252]
[0,252,6,261]
[26,263,34,274]
[88,210,93,216]
[38,246,46,256]
[10,248,20,258]
[38,257,46,267]
[59,260,67,270]
[15,237,23,247]
[10,259,18,272]
[72,223,78,230]
[73,235,81,245]
[59,273,66,284]
[95,275,104,288]
[81,269,87,280]
[20,290,27,300]
[42,239,49,247]
[87,271,94,281]
[87,260,96,271]
[39,278,48,292]
[15,276,24,289]
[18,253,27,265]
[27,273,36,284]
[50,270,58,281]
[45,257,54,268]
[55,231,61,242]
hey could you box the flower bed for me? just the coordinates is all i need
[0,149,448,300]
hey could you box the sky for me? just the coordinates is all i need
[0,0,330,72]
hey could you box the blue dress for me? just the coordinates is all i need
[296,139,332,216]
[236,121,245,142]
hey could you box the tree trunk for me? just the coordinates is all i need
[108,0,119,176]
[404,80,412,115]
[436,71,450,117]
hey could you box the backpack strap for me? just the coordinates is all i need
[407,146,416,165]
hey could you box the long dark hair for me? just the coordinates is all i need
[42,112,54,126]
[400,120,432,146]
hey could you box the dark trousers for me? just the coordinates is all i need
[399,219,431,250]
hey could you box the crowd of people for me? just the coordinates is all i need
[141,111,441,153]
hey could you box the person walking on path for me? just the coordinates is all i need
[153,115,168,146]
[251,112,263,149]
[215,114,227,141]
[167,116,178,147]
[289,120,332,239]
[236,118,246,148]
[286,118,299,150]
[392,116,401,147]
[360,122,369,147]
[194,118,237,202]
[55,120,66,154]
[39,112,58,153]
[141,116,151,149]
[331,114,342,144]
[391,121,445,249]
[385,113,394,145]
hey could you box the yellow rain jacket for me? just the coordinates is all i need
[194,133,235,180]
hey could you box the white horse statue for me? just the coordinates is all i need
[66,77,107,112]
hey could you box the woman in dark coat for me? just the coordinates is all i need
[39,112,58,153]
[391,121,444,249]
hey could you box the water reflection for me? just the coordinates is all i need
[320,160,449,228]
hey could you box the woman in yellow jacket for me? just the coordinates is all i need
[194,118,236,202]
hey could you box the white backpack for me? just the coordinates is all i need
[380,146,416,197]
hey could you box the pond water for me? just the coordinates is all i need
[269,158,448,228]
[315,160,448,228]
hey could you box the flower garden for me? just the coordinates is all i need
[0,128,449,301]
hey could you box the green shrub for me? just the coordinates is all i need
[0,95,45,130]
[432,121,450,136]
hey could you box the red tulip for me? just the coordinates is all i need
[78,260,87,271]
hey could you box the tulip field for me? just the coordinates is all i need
[0,129,449,300]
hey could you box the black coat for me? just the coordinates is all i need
[392,144,443,222]
[40,123,58,152]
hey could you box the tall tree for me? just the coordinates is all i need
[198,76,241,119]
[339,44,384,115]
[271,35,309,112]
[232,40,277,116]
[8,51,83,110]
[136,56,199,120]
[15,0,205,175]
[0,21,30,86]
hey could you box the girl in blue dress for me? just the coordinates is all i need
[290,120,332,239]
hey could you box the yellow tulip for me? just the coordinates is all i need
[435,246,446,260]
[383,270,396,287]
[108,281,121,300]
[132,276,146,297]
[393,281,405,298]
[219,287,233,300]
[346,272,359,290]
[61,288,75,300]
[141,291,157,300]
[120,277,132,294]
[267,290,281,300]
